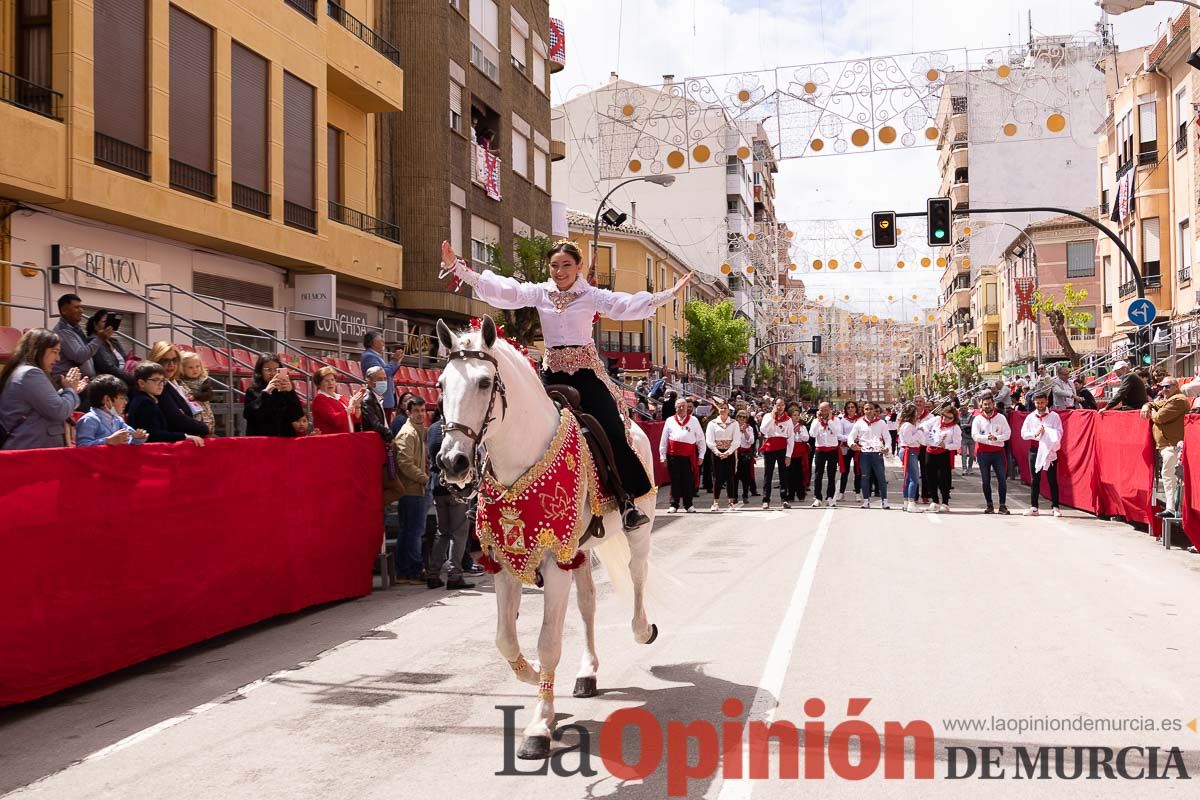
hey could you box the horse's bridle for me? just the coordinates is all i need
[440,348,508,499]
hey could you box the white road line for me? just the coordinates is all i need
[717,507,833,800]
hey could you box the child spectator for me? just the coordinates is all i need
[77,375,148,446]
[127,361,205,446]
[178,351,217,434]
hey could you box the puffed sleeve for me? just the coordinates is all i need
[591,286,674,321]
[449,259,542,310]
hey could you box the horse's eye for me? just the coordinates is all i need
[478,378,491,390]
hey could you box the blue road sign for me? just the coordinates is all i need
[1128,297,1157,327]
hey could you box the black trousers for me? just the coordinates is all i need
[702,450,713,492]
[783,458,807,501]
[918,446,932,501]
[814,450,838,500]
[735,450,754,501]
[542,366,651,498]
[667,455,696,508]
[762,450,787,501]
[712,454,736,501]
[838,451,862,496]
[925,451,952,504]
[1028,447,1061,508]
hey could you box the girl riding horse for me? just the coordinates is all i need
[440,239,692,530]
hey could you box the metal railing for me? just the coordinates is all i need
[327,1,401,66]
[0,70,62,120]
[1137,149,1158,166]
[1119,273,1161,297]
[95,132,150,179]
[1177,135,1187,155]
[232,183,271,218]
[284,0,316,20]
[1180,267,1192,284]
[284,201,317,232]
[328,201,400,243]
[169,159,216,199]
[1116,159,1133,179]
[1099,200,1110,215]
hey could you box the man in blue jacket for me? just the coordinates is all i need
[360,331,403,421]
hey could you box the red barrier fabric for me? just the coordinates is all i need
[634,420,670,486]
[1181,418,1200,550]
[1094,411,1155,526]
[0,433,384,706]
[1008,410,1102,514]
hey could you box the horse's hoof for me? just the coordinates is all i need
[644,624,659,644]
[573,676,598,698]
[517,735,552,760]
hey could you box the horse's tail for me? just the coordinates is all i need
[591,525,634,600]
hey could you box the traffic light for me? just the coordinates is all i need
[811,335,822,354]
[871,211,897,248]
[926,197,951,247]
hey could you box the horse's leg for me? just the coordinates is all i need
[517,560,573,759]
[572,553,599,698]
[627,508,657,645]
[495,569,538,687]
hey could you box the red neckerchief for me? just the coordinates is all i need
[675,412,691,427]
[939,418,956,429]
[983,409,996,420]
[845,412,859,422]
[917,411,930,421]
[774,411,788,424]
[819,417,831,429]
[1036,410,1049,418]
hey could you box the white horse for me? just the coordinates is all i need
[435,316,658,760]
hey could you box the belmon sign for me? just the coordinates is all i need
[56,245,161,295]
[294,274,337,320]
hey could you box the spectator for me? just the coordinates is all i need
[659,399,705,513]
[896,403,924,513]
[76,375,148,446]
[1074,378,1098,410]
[85,309,132,387]
[358,366,401,507]
[0,329,87,450]
[1050,364,1077,409]
[992,379,1012,412]
[393,395,429,584]
[661,389,677,420]
[958,404,976,476]
[425,405,475,590]
[146,342,210,438]
[127,361,205,446]
[1021,390,1063,517]
[178,351,216,434]
[1143,378,1189,520]
[1102,358,1146,408]
[242,354,306,437]
[51,293,100,383]
[311,366,361,435]
[359,331,403,421]
[388,390,415,437]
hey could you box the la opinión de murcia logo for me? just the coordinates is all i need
[496,698,1193,795]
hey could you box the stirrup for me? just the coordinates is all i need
[622,504,649,531]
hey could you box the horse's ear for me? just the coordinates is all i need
[436,319,455,352]
[480,315,498,349]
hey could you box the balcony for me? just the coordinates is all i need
[1116,159,1133,179]
[1177,135,1187,156]
[232,183,271,218]
[1137,149,1158,167]
[1180,267,1192,285]
[169,160,215,200]
[950,181,969,209]
[1118,272,1162,298]
[329,201,400,243]
[94,132,149,180]
[327,1,401,66]
[284,201,317,233]
[471,142,502,200]
[951,96,968,115]
[0,70,62,121]
[285,0,316,20]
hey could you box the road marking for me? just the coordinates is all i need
[717,507,833,800]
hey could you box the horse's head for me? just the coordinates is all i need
[436,315,503,486]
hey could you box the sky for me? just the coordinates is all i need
[549,0,1173,313]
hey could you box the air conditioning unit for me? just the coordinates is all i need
[385,317,409,349]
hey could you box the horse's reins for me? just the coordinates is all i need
[440,347,508,500]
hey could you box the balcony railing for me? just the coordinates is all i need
[1119,273,1162,298]
[985,304,999,315]
[94,132,149,179]
[0,70,62,121]
[1137,149,1158,166]
[284,201,317,232]
[1116,159,1133,179]
[327,1,401,66]
[169,159,215,200]
[284,0,316,20]
[600,343,651,353]
[1177,135,1187,155]
[1180,267,1192,284]
[328,201,401,243]
[232,183,271,218]
[1099,200,1110,216]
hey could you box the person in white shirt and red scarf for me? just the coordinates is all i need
[759,397,796,509]
[660,403,706,513]
[923,403,962,513]
[971,391,1012,515]
[441,239,691,532]
[897,403,926,513]
[734,409,756,505]
[913,395,935,505]
[835,400,864,500]
[847,401,891,509]
[782,403,811,504]
[1020,390,1063,517]
[809,402,841,507]
[705,400,741,512]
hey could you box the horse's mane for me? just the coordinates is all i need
[453,326,541,385]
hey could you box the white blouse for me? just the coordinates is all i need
[450,259,674,348]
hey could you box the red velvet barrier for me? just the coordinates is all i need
[0,433,384,706]
[1180,418,1200,550]
[1008,410,1100,514]
[634,420,670,486]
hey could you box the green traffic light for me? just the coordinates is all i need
[934,228,946,240]
[1142,354,1152,365]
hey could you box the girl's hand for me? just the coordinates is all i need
[671,271,695,297]
[441,241,459,269]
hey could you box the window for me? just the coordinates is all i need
[532,35,547,94]
[1177,87,1189,147]
[673,298,679,319]
[327,126,342,207]
[661,325,667,366]
[1179,219,1191,281]
[450,79,464,133]
[1138,101,1157,156]
[471,215,499,268]
[985,330,998,363]
[512,129,528,178]
[231,43,269,216]
[16,0,52,99]
[450,203,463,258]
[1066,240,1095,278]
[283,72,316,230]
[169,7,214,198]
[533,145,548,190]
[646,256,653,290]
[510,10,528,74]
[93,0,148,177]
[470,0,499,46]
[984,282,997,313]
[1142,216,1161,278]
[1117,111,1133,168]
[594,245,613,288]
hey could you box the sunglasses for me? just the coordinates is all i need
[161,356,180,364]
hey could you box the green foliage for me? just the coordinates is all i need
[900,374,917,400]
[1031,283,1091,366]
[931,370,958,397]
[486,234,554,346]
[672,299,753,386]
[946,344,982,389]
[796,379,817,400]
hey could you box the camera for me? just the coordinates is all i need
[107,313,123,331]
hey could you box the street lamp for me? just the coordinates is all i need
[591,175,675,282]
[1097,0,1200,13]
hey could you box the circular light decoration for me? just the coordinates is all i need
[912,293,918,300]
[828,259,839,270]
[818,294,825,301]
[871,315,879,323]
[746,265,756,274]
[879,126,897,144]
[788,262,798,271]
[936,257,947,267]
[844,294,851,300]
[1046,113,1067,133]
[963,226,972,235]
[920,257,931,267]
[800,314,808,323]
[854,228,864,237]
[851,129,870,147]
[925,126,939,141]
[962,257,971,268]
[789,314,798,323]
[854,261,863,269]
[692,144,711,163]
[813,259,824,269]
[913,315,920,322]
[897,260,905,268]
[788,344,796,353]
[927,69,940,82]
[1003,123,1018,137]
[622,103,635,117]
[737,146,751,160]
[997,65,1011,79]
[738,89,751,103]
[747,232,757,241]
[897,228,903,235]
[666,150,686,169]
[887,294,894,301]
[629,159,642,173]
[804,81,817,94]
[927,314,936,322]
[810,138,825,152]
[861,315,870,323]
[720,263,732,274]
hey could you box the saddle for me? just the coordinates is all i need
[545,384,624,540]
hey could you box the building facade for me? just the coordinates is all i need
[1,0,404,354]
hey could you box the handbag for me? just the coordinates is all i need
[0,413,28,449]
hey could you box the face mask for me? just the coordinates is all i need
[374,381,389,396]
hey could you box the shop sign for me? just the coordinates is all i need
[57,245,161,296]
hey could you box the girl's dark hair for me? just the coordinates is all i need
[252,353,283,389]
[85,308,110,337]
[0,329,61,393]
[548,240,584,265]
[899,403,917,425]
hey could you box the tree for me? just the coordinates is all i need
[900,374,917,400]
[486,234,554,346]
[755,362,777,389]
[796,379,817,400]
[672,299,753,387]
[946,344,982,389]
[1031,283,1092,367]
[931,370,957,397]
